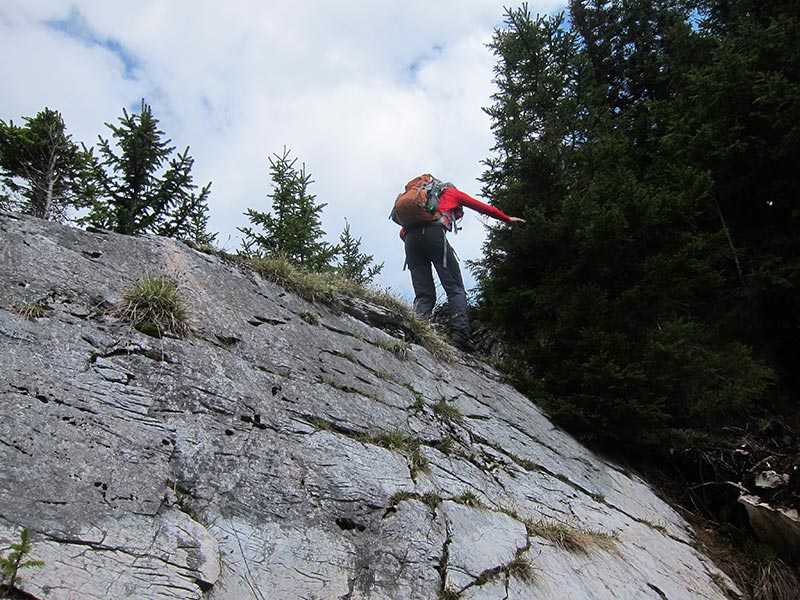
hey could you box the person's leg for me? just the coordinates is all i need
[404,228,437,321]
[433,239,469,336]
[409,263,436,320]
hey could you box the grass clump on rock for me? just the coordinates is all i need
[115,272,192,338]
[526,520,618,555]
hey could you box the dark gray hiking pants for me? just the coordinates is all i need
[404,224,469,335]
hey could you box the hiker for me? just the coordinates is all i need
[391,174,525,352]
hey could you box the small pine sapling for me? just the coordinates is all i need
[1,528,44,593]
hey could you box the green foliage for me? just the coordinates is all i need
[370,429,429,475]
[0,108,93,221]
[0,528,44,592]
[435,435,455,455]
[240,147,337,270]
[374,429,415,451]
[335,219,384,285]
[80,99,216,244]
[421,492,442,509]
[409,446,429,475]
[114,271,192,338]
[433,398,463,423]
[476,1,785,454]
[388,491,413,506]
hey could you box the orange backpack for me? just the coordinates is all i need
[390,174,451,228]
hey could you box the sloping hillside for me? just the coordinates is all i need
[0,211,737,599]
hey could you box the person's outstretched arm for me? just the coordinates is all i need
[440,188,526,223]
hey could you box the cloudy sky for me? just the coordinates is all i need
[1,0,563,302]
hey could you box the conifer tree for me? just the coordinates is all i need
[239,148,337,270]
[335,219,383,285]
[0,108,91,221]
[476,2,776,450]
[81,99,215,242]
[685,0,800,396]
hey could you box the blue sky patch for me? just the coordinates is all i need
[405,44,444,81]
[45,7,140,80]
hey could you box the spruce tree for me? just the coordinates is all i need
[239,148,337,270]
[335,219,383,285]
[476,2,776,450]
[0,108,91,221]
[81,99,215,242]
[686,0,800,398]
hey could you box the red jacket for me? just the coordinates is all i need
[400,187,511,239]
[438,187,511,223]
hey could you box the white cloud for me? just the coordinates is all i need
[1,0,565,302]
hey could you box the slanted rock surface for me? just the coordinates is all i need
[0,211,739,599]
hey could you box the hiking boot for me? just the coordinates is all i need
[451,330,475,353]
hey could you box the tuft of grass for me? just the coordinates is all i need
[590,492,606,504]
[114,272,191,338]
[403,386,425,411]
[378,338,411,359]
[12,301,51,320]
[473,554,534,587]
[298,311,320,325]
[709,571,741,599]
[433,398,463,423]
[370,429,429,475]
[526,520,618,555]
[374,429,413,450]
[506,452,540,472]
[200,251,452,360]
[376,370,397,383]
[455,491,481,507]
[435,435,455,455]
[307,416,334,431]
[421,492,442,509]
[745,539,800,600]
[506,555,534,582]
[648,521,669,535]
[251,255,353,307]
[410,446,429,475]
[388,491,413,506]
[518,458,539,471]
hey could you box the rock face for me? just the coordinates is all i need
[738,495,800,560]
[0,211,738,599]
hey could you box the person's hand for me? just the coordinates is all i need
[508,216,526,223]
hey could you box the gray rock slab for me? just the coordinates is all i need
[0,212,738,599]
[439,501,528,591]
